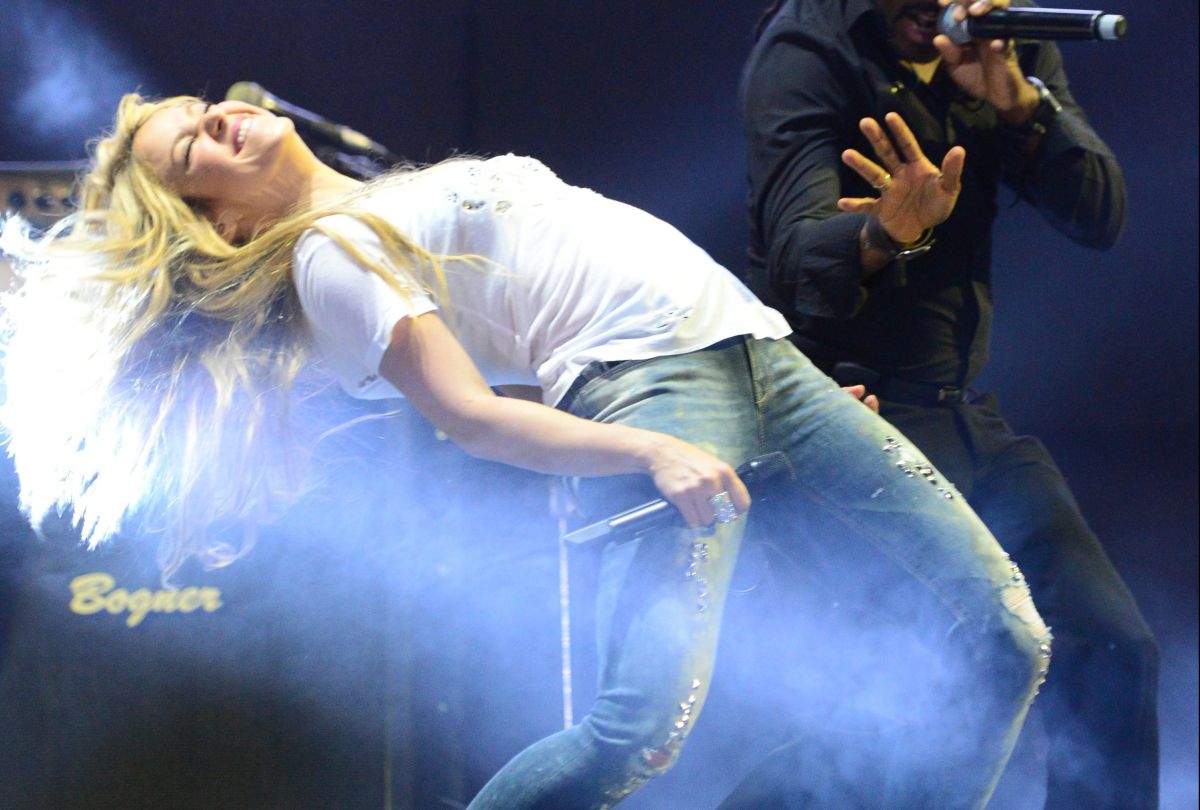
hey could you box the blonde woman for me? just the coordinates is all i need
[1,94,1050,808]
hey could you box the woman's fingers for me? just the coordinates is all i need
[682,495,712,528]
[680,482,749,528]
[652,442,751,528]
[722,468,752,515]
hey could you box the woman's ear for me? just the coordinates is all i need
[212,210,240,244]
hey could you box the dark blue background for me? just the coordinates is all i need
[1,1,1195,806]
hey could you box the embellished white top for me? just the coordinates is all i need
[292,155,790,405]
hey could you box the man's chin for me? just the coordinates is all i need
[893,40,940,63]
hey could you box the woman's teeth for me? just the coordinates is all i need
[236,119,252,150]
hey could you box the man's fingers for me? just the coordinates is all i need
[969,0,1002,14]
[858,118,902,171]
[840,384,880,413]
[940,146,966,191]
[842,149,892,189]
[884,112,924,164]
[933,34,964,66]
[940,0,1008,14]
[837,197,879,214]
[841,147,879,172]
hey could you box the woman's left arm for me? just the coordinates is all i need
[378,312,750,527]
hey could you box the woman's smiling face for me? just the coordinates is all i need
[133,99,309,241]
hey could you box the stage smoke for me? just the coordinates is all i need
[5,0,148,157]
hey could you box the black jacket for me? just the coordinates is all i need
[741,0,1125,385]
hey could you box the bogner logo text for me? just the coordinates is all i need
[69,572,224,628]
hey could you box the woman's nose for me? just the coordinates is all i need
[201,103,229,140]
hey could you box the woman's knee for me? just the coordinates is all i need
[584,677,710,783]
[995,559,1055,695]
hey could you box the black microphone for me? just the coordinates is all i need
[224,81,401,162]
[937,6,1127,43]
[562,451,795,547]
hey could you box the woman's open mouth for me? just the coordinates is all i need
[234,117,253,155]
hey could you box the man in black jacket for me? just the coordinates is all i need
[740,0,1158,806]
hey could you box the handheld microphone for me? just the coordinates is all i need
[224,81,401,163]
[562,451,795,547]
[937,6,1127,44]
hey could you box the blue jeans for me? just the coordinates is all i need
[466,337,1051,809]
[875,394,1159,809]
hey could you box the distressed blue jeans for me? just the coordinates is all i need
[466,337,1051,809]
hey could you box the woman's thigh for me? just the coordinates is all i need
[564,345,761,759]
[750,338,1046,640]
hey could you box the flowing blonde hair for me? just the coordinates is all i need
[0,92,446,581]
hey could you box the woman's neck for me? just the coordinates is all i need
[302,161,364,211]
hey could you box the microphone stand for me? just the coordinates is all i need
[313,146,395,181]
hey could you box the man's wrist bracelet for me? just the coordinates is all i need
[1006,76,1062,140]
[865,218,935,262]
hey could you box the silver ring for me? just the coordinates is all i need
[709,491,737,524]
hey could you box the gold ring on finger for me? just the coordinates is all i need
[873,174,892,192]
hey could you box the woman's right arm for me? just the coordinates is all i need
[377,312,750,527]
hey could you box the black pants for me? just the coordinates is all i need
[880,393,1159,809]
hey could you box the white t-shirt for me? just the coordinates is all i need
[292,155,790,405]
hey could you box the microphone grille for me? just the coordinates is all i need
[225,81,267,107]
[936,5,973,45]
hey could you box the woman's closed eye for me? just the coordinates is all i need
[183,102,214,169]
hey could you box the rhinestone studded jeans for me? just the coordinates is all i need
[465,337,1051,810]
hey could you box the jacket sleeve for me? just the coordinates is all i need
[743,32,880,320]
[1005,40,1127,249]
